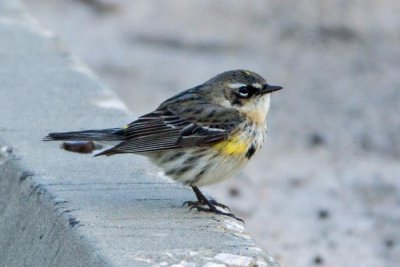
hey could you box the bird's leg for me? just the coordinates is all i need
[192,186,206,203]
[184,186,243,222]
[182,186,204,207]
[183,186,228,209]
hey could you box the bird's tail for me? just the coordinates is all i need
[43,128,125,142]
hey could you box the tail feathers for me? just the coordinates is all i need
[43,128,125,142]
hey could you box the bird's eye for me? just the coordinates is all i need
[238,86,249,98]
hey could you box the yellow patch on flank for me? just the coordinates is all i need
[213,135,249,156]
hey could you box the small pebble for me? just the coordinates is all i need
[289,177,304,187]
[313,255,324,265]
[318,209,330,220]
[385,239,395,249]
[308,133,326,147]
[228,187,240,197]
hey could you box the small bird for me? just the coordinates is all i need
[44,70,282,221]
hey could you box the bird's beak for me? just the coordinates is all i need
[261,84,283,94]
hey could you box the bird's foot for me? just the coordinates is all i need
[183,199,231,211]
[186,186,244,222]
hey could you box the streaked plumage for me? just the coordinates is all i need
[44,70,282,221]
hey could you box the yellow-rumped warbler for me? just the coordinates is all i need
[44,70,282,221]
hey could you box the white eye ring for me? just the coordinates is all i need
[238,86,249,97]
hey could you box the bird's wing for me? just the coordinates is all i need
[96,103,244,156]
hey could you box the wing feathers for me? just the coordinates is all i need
[97,101,244,156]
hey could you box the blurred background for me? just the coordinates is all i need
[22,1,400,266]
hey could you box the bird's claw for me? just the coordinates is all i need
[209,199,231,211]
[183,200,243,222]
[195,206,244,223]
[182,200,198,207]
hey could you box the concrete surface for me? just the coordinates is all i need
[0,1,277,266]
[20,1,400,267]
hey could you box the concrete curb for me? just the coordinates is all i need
[0,1,278,266]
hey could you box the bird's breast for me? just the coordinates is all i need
[243,109,267,127]
[238,95,270,127]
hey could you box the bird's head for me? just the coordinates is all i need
[202,70,282,124]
